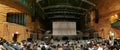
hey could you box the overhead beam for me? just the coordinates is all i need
[43,5,88,11]
[82,0,96,6]
[45,11,85,15]
[36,0,42,3]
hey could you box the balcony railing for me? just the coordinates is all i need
[111,19,120,27]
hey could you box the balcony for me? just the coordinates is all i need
[111,19,120,27]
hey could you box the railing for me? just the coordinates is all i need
[111,19,120,27]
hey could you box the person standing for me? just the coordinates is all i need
[41,46,46,50]
[0,42,6,50]
[97,42,103,50]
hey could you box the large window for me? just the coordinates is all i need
[6,13,26,26]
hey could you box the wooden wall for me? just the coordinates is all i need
[0,2,34,42]
[91,0,120,39]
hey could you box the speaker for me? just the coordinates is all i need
[95,9,99,23]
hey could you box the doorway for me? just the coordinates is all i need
[13,34,18,42]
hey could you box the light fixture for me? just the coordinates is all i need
[16,32,19,34]
[115,14,118,18]
[110,14,119,23]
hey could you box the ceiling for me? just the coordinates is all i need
[38,0,120,21]
[2,0,120,19]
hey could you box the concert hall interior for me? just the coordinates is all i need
[0,0,120,42]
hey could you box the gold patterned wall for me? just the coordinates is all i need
[0,2,34,42]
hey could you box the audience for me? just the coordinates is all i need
[0,37,120,50]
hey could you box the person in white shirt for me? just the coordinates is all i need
[0,42,6,50]
[97,42,103,50]
[88,45,94,50]
[97,47,103,50]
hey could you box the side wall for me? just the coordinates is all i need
[0,3,34,42]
